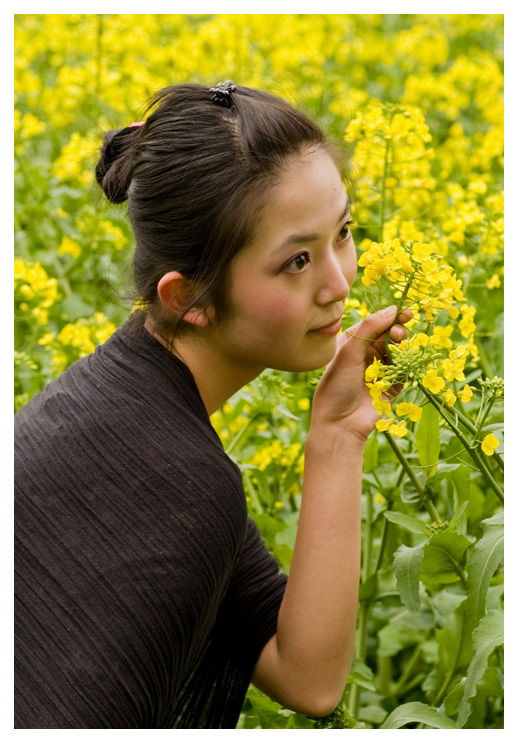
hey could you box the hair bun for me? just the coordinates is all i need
[96,128,138,204]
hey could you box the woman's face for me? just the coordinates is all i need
[207,148,357,376]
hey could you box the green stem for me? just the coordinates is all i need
[385,272,416,358]
[364,490,373,582]
[392,640,425,697]
[397,672,426,697]
[374,515,390,573]
[432,611,465,709]
[225,415,257,455]
[377,655,392,697]
[383,433,442,522]
[351,491,375,717]
[455,405,504,470]
[242,470,263,515]
[349,602,369,717]
[419,386,504,502]
[475,392,496,440]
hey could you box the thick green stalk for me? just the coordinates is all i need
[349,490,374,716]
[349,602,369,717]
[383,433,442,522]
[363,490,373,582]
[374,515,390,573]
[350,490,375,716]
[419,386,503,502]
[475,391,496,439]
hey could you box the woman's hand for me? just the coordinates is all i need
[310,306,412,442]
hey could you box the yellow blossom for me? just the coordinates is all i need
[395,402,423,421]
[58,236,81,259]
[481,433,499,456]
[422,369,446,393]
[429,325,453,349]
[443,388,457,407]
[442,358,466,383]
[365,358,382,382]
[388,420,408,438]
[486,274,501,289]
[458,385,473,403]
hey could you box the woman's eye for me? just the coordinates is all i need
[339,218,355,241]
[284,252,310,273]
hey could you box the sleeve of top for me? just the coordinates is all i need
[212,516,288,677]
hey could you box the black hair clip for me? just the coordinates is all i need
[210,80,237,108]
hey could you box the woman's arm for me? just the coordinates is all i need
[252,306,407,717]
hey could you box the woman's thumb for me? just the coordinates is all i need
[346,305,397,352]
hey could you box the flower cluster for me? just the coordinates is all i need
[14,259,58,325]
[38,313,116,376]
[365,330,474,437]
[358,238,464,321]
[345,103,435,226]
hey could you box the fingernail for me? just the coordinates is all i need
[381,305,396,317]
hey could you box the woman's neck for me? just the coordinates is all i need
[143,316,264,416]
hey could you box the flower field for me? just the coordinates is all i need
[14,14,504,729]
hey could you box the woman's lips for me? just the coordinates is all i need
[308,317,342,335]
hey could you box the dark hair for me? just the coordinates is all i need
[96,83,344,346]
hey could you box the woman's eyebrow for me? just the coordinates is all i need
[273,196,351,254]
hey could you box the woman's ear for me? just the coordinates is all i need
[157,271,212,328]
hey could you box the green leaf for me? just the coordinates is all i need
[420,531,471,585]
[359,705,387,724]
[377,621,422,657]
[380,702,456,729]
[460,512,504,662]
[457,609,504,728]
[393,543,425,613]
[448,501,468,532]
[384,511,431,536]
[347,658,376,691]
[415,402,440,475]
[436,603,466,674]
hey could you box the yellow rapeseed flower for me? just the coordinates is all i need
[443,388,457,407]
[395,402,423,421]
[422,369,446,393]
[58,236,81,259]
[388,420,408,438]
[486,274,501,289]
[481,433,499,456]
[458,385,473,403]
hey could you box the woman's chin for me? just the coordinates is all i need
[274,341,338,373]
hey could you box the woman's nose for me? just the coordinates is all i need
[315,253,351,306]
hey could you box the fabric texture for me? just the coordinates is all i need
[15,312,287,729]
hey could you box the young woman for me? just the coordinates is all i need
[14,82,408,729]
